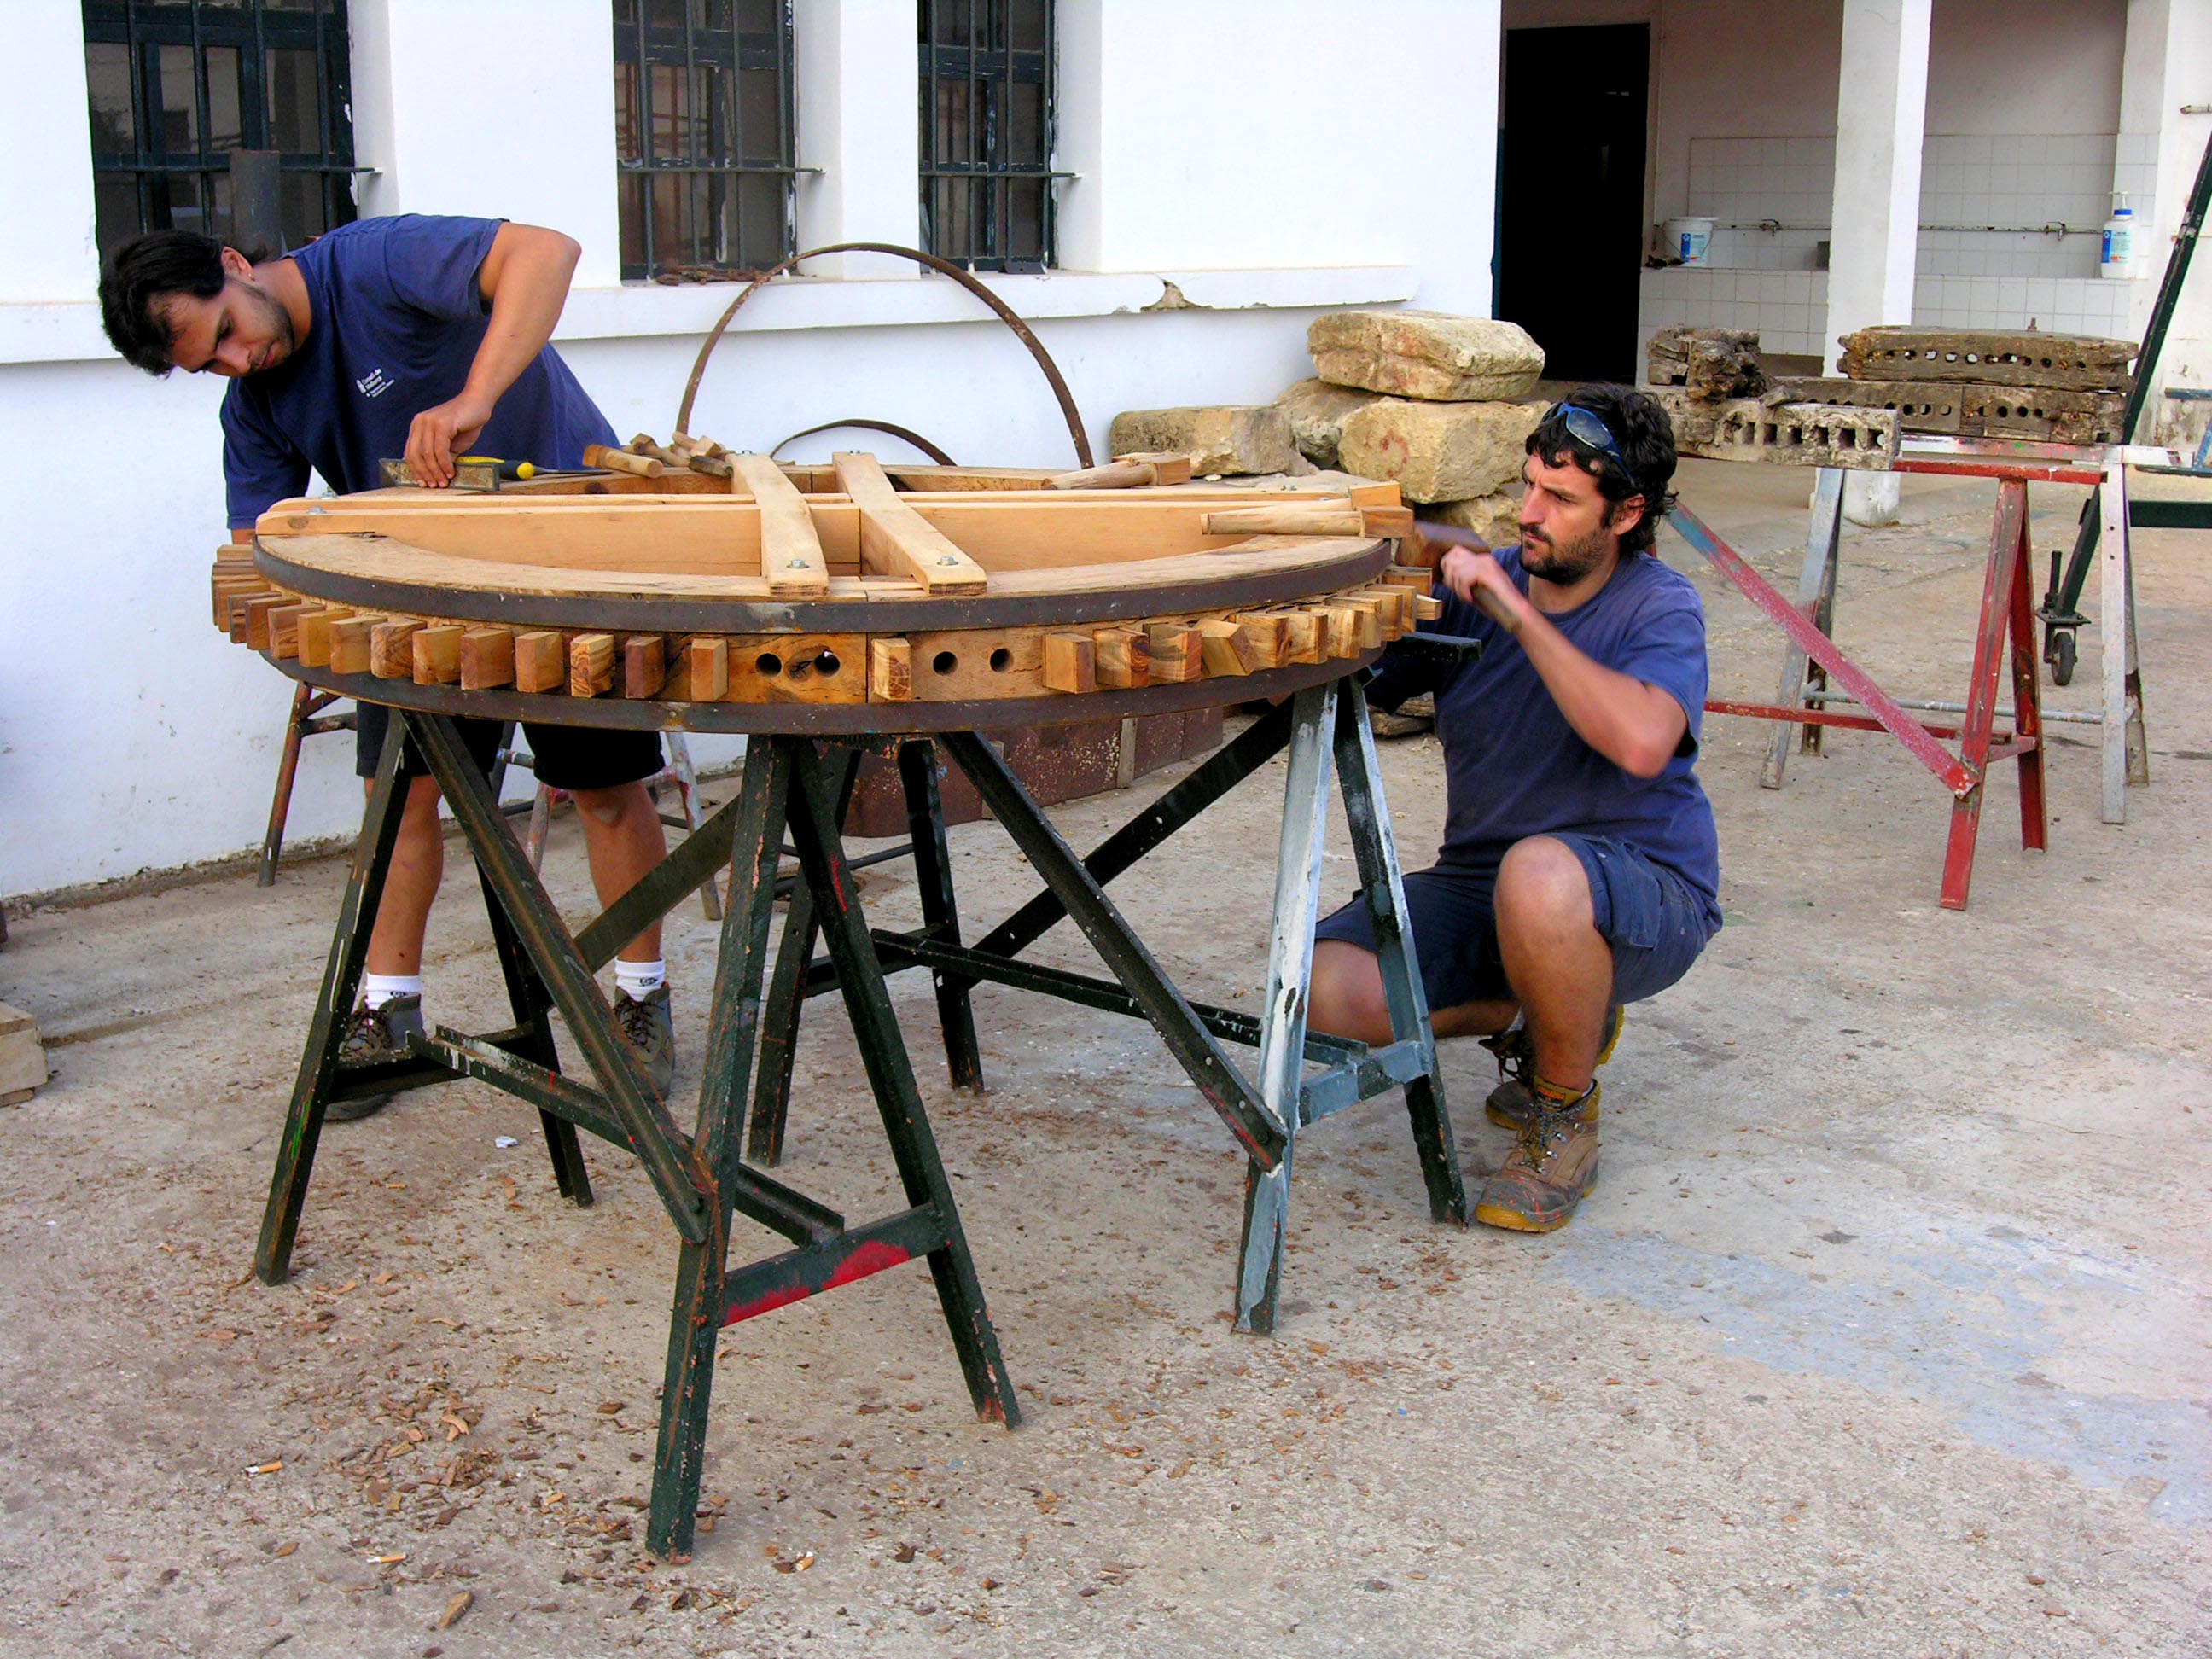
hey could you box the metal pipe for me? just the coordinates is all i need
[1799,687,2103,725]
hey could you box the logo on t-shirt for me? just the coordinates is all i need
[355,368,394,400]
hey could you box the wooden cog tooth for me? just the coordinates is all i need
[623,634,667,700]
[459,627,515,690]
[515,631,565,694]
[412,625,465,685]
[869,638,912,701]
[1040,631,1096,695]
[570,633,615,697]
[329,617,376,676]
[370,620,422,679]
[690,637,730,703]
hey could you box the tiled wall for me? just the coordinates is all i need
[1639,128,2149,371]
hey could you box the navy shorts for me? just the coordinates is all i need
[1314,835,1715,1013]
[354,702,664,793]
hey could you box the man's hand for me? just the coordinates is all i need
[1437,546,1527,636]
[404,391,496,487]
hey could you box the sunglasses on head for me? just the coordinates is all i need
[1545,403,1639,495]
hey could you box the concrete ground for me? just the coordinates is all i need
[1,459,2206,1659]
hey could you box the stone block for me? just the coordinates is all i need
[1423,490,1523,548]
[1105,405,1299,477]
[1273,377,1382,469]
[1307,310,1545,402]
[1336,399,1545,504]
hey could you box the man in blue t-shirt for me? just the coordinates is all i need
[1309,385,1720,1234]
[100,216,678,1116]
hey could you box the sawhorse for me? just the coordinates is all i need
[254,668,1458,1562]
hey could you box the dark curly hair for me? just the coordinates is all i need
[99,230,229,375]
[1525,382,1679,555]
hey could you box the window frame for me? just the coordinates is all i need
[918,0,1057,273]
[81,0,357,258]
[613,1,800,282]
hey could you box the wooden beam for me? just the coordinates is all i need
[570,632,615,697]
[1041,631,1097,694]
[832,451,989,595]
[731,451,830,597]
[690,636,729,702]
[460,627,516,690]
[1201,503,1365,537]
[515,631,565,693]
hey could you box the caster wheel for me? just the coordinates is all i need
[2050,629,2077,687]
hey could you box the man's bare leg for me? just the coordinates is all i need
[1307,940,1518,1047]
[364,775,445,977]
[1491,835,1613,1092]
[568,781,667,963]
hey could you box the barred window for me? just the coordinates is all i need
[614,0,797,281]
[918,0,1055,271]
[83,0,357,259]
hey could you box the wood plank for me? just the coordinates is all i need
[460,627,516,690]
[623,634,667,699]
[267,603,311,661]
[570,632,615,697]
[1197,618,1256,677]
[724,634,867,705]
[869,637,913,701]
[732,451,830,597]
[1145,623,1203,684]
[411,624,465,685]
[329,618,376,675]
[298,607,353,668]
[370,620,421,678]
[690,636,730,702]
[1233,612,1288,669]
[1093,627,1149,689]
[1347,482,1402,508]
[906,627,1050,702]
[1041,631,1097,694]
[515,631,565,693]
[832,451,990,595]
[1380,564,1430,588]
[1201,504,1365,537]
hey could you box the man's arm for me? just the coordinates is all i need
[404,223,582,486]
[1440,549,1689,778]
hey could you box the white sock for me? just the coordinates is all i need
[614,958,667,998]
[363,973,422,1010]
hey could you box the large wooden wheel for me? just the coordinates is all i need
[212,454,1440,735]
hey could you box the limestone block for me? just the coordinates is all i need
[1336,399,1545,504]
[1308,310,1545,402]
[1424,490,1523,548]
[1106,405,1298,477]
[1273,377,1383,469]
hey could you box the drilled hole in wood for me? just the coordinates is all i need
[933,650,958,675]
[812,649,841,677]
[989,648,1012,672]
[755,652,783,677]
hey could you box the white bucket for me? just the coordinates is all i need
[1665,216,1717,266]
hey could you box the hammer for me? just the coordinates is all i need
[1406,521,1522,635]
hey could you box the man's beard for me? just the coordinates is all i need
[242,279,296,369]
[1518,519,1615,585]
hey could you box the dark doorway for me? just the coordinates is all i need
[1497,23,1650,383]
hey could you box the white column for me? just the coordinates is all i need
[1823,0,1930,525]
[793,0,923,278]
[2116,0,2212,445]
[2,8,98,303]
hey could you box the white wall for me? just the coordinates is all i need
[0,1,1499,899]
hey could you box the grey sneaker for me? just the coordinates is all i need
[614,985,676,1097]
[327,993,426,1123]
[1482,1005,1624,1130]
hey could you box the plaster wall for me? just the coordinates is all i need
[0,2,1494,897]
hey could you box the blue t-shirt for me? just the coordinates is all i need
[1371,545,1721,927]
[221,214,616,528]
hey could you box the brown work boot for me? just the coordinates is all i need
[1483,1005,1624,1130]
[1473,1080,1601,1233]
[325,994,426,1123]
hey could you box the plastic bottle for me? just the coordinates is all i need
[2101,197,2138,280]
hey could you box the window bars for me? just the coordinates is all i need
[614,0,798,281]
[919,0,1055,271]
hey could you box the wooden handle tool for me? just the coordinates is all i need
[1408,521,1521,633]
[582,443,664,478]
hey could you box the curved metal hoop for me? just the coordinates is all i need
[673,242,1092,466]
[769,419,958,466]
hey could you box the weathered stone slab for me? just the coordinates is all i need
[1423,490,1523,547]
[1838,326,2135,390]
[1308,310,1545,402]
[1656,391,1898,470]
[1764,375,2128,445]
[1646,325,1768,401]
[1106,405,1299,476]
[1336,399,1546,503]
[1274,377,1383,469]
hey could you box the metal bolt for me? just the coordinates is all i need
[787,558,812,569]
[937,556,962,566]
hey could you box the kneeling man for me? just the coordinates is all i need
[1308,384,1720,1233]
